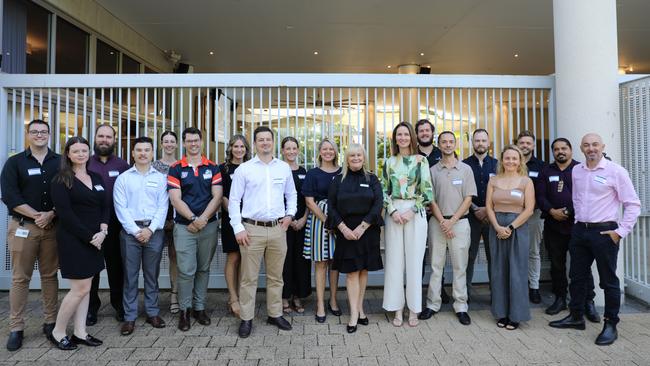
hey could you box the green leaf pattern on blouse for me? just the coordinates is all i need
[381,155,434,214]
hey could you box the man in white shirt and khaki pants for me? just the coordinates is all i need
[229,126,298,338]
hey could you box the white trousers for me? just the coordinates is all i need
[382,200,428,313]
[528,209,544,289]
[426,218,471,312]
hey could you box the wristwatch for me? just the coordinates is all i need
[190,215,198,222]
[508,224,515,231]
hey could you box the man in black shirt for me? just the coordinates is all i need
[1,120,60,351]
[415,119,449,304]
[517,130,547,304]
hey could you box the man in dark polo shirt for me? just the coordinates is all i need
[1,120,60,351]
[537,138,599,322]
[168,127,223,331]
[415,119,449,304]
[463,129,498,298]
[516,130,546,304]
[87,124,130,325]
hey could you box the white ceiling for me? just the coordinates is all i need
[95,0,650,74]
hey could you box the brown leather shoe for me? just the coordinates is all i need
[178,310,191,331]
[120,321,135,336]
[192,309,211,326]
[146,316,166,329]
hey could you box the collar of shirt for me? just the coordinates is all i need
[91,154,119,165]
[549,159,579,172]
[125,165,160,176]
[180,155,212,168]
[25,147,57,161]
[578,156,609,172]
[250,155,279,166]
[434,159,461,171]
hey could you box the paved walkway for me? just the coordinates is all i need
[1,286,650,365]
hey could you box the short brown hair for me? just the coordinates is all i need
[391,122,417,156]
[517,130,535,142]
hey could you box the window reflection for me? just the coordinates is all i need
[26,1,50,73]
[55,17,88,73]
[96,39,119,74]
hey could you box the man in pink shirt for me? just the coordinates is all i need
[549,133,640,346]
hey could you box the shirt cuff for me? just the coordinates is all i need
[614,228,629,239]
[232,223,245,234]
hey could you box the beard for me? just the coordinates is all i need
[94,142,115,157]
[417,138,433,147]
[473,146,487,154]
[555,155,568,163]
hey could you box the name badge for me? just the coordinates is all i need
[27,168,41,176]
[15,228,29,238]
[528,171,539,178]
[452,179,463,185]
[146,181,158,188]
[549,176,560,182]
[94,185,104,191]
[360,183,369,188]
[510,190,523,198]
[489,173,496,177]
[273,177,284,184]
[298,174,306,180]
[594,175,607,184]
[203,170,212,180]
[181,171,189,179]
[109,170,120,177]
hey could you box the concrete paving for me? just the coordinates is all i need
[1,285,649,365]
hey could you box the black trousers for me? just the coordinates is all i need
[568,222,620,323]
[467,214,491,291]
[89,219,125,315]
[282,228,312,299]
[544,225,595,299]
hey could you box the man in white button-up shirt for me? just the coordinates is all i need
[114,137,169,336]
[229,126,297,338]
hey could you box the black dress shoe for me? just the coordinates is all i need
[418,308,437,320]
[42,323,55,336]
[178,309,191,331]
[6,330,23,351]
[328,303,342,316]
[47,332,77,351]
[346,324,357,333]
[595,320,617,346]
[315,314,326,323]
[121,321,135,336]
[585,301,601,323]
[146,316,167,328]
[86,312,98,326]
[456,312,471,325]
[239,320,253,338]
[529,288,541,304]
[71,334,103,347]
[548,313,585,330]
[545,296,567,315]
[358,317,369,326]
[267,316,292,331]
[192,309,211,325]
[441,287,450,304]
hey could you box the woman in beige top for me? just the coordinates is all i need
[485,145,535,330]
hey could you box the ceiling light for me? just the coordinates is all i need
[387,65,392,69]
[109,51,114,55]
[209,51,214,55]
[313,51,319,55]
[419,52,424,56]
[514,53,519,58]
[285,25,294,30]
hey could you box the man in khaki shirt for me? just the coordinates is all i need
[419,131,476,325]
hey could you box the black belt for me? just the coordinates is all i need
[576,221,617,229]
[242,218,280,227]
[135,220,152,227]
[443,215,469,220]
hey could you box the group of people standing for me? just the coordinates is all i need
[2,118,640,352]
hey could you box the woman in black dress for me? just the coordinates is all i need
[328,143,383,333]
[49,137,108,350]
[280,137,311,314]
[219,134,251,317]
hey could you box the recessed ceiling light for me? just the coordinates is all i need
[313,51,319,55]
[387,65,392,69]
[425,65,431,68]
[419,52,425,56]
[286,25,294,30]
[209,51,214,55]
[109,51,114,55]
[514,53,519,58]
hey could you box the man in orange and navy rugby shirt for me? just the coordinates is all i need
[167,127,223,332]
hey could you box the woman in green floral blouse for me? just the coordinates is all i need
[381,121,434,327]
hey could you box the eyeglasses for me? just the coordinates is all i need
[28,130,49,136]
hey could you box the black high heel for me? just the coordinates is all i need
[328,303,342,316]
[358,316,369,326]
[346,324,357,333]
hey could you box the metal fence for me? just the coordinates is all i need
[620,76,650,303]
[0,73,555,289]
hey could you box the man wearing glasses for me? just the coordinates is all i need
[1,120,60,351]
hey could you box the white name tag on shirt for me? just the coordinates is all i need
[109,170,120,177]
[27,168,41,176]
[298,174,306,180]
[594,175,607,184]
[94,185,104,191]
[203,170,212,180]
[181,171,189,179]
[146,181,158,187]
[549,175,560,182]
[528,171,539,178]
[510,190,523,198]
[489,173,496,177]
[452,179,463,185]
[360,183,369,187]
[273,177,284,184]
[15,228,29,238]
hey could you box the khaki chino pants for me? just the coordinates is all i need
[239,222,287,321]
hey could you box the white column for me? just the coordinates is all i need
[398,64,420,124]
[553,0,623,306]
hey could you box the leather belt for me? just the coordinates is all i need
[242,218,280,227]
[443,215,469,220]
[135,220,152,227]
[576,221,617,229]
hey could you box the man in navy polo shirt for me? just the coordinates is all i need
[168,127,223,331]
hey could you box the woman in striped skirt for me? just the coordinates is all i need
[303,139,342,322]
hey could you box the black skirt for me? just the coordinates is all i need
[332,215,383,274]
